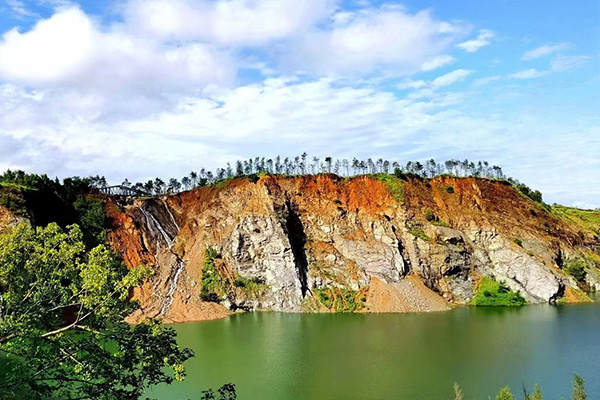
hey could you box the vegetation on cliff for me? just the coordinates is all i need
[0,223,193,399]
[200,248,269,306]
[470,277,527,307]
[314,286,367,312]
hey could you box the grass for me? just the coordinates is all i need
[471,277,526,306]
[372,173,405,203]
[551,205,600,235]
[233,276,269,300]
[314,286,366,312]
[409,227,430,241]
[432,219,450,227]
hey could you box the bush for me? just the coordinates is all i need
[0,189,27,217]
[515,183,543,203]
[513,237,523,247]
[446,185,455,194]
[471,277,526,306]
[564,258,587,283]
[233,276,269,300]
[314,286,366,312]
[425,208,435,222]
[200,248,225,302]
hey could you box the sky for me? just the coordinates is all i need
[0,0,598,207]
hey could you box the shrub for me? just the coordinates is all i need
[564,258,587,283]
[314,286,365,312]
[233,276,269,300]
[446,185,455,194]
[513,237,523,247]
[425,208,435,222]
[0,189,27,217]
[471,277,526,306]
[200,248,225,302]
[515,183,543,203]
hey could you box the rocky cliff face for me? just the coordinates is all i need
[103,175,599,323]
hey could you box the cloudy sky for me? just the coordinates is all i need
[0,0,598,207]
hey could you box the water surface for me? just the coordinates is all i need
[149,299,600,400]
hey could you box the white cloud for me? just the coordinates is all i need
[285,5,465,75]
[0,1,596,207]
[1,76,597,206]
[507,69,545,79]
[124,0,336,45]
[0,6,236,113]
[522,43,571,60]
[397,80,427,90]
[421,55,455,71]
[6,0,38,18]
[551,54,591,72]
[0,8,95,84]
[474,76,501,86]
[457,29,494,52]
[431,69,473,88]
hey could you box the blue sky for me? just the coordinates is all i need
[0,0,598,207]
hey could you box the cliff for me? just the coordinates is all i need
[100,174,600,323]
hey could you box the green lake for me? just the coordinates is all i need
[148,299,600,400]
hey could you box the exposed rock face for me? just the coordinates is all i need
[0,205,28,234]
[105,175,600,323]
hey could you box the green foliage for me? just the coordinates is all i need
[513,237,523,247]
[200,248,225,302]
[201,248,270,303]
[200,383,237,400]
[0,223,193,400]
[432,219,450,227]
[495,387,514,400]
[0,187,27,216]
[314,286,366,313]
[515,183,543,203]
[572,374,587,400]
[454,375,585,400]
[233,276,269,300]
[453,383,464,400]
[564,258,587,283]
[373,173,405,203]
[409,227,430,242]
[551,205,600,236]
[74,195,108,249]
[471,277,526,306]
[425,208,435,222]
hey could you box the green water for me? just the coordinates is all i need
[149,300,600,400]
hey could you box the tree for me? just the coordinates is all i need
[453,383,464,400]
[530,384,544,400]
[0,223,193,399]
[495,387,514,400]
[181,176,191,190]
[325,157,332,173]
[200,383,237,400]
[572,374,587,400]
